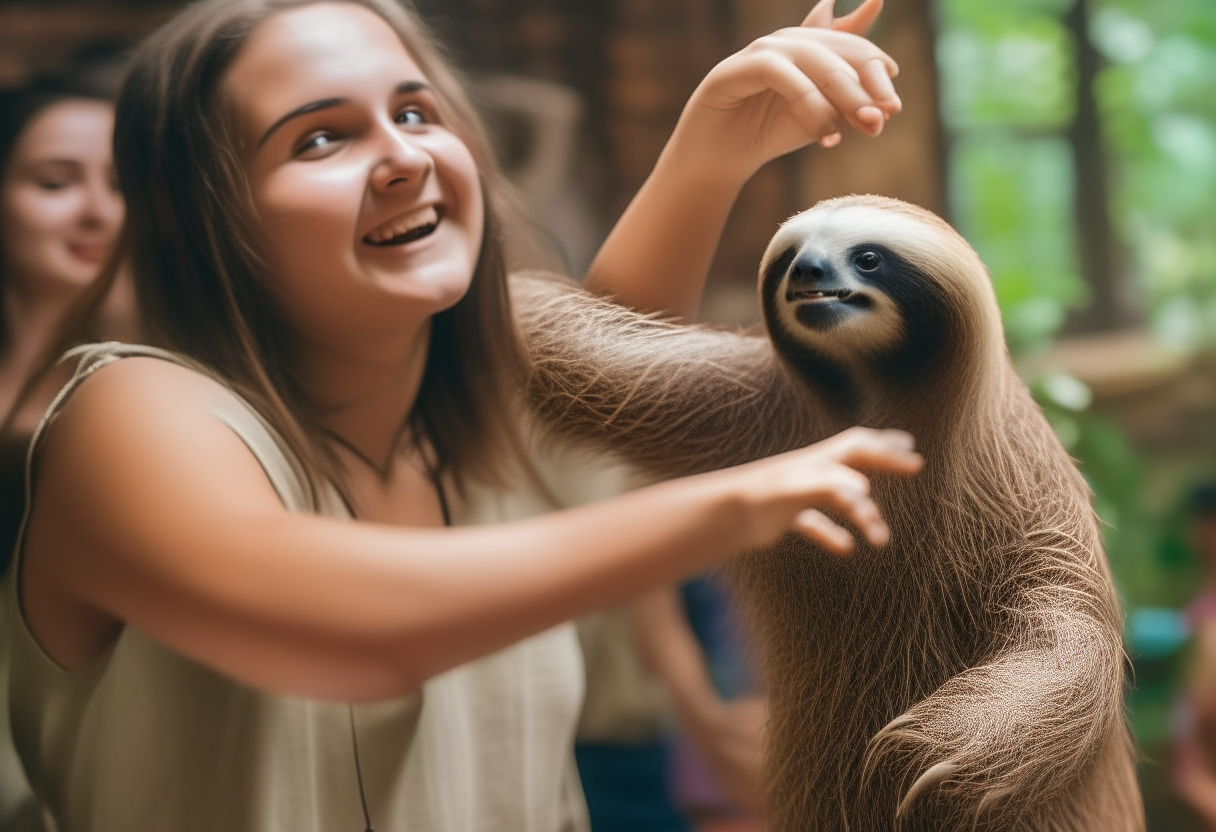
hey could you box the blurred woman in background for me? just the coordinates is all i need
[0,53,130,831]
[0,60,131,567]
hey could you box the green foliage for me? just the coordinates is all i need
[1090,2,1216,349]
[948,134,1088,352]
[937,0,1089,354]
[937,16,1075,131]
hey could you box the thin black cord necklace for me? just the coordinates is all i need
[321,427,395,482]
[348,705,375,832]
[327,429,451,831]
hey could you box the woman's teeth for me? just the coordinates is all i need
[364,205,441,246]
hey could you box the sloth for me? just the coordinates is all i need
[511,195,1144,831]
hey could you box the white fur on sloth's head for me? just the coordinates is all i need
[758,195,1001,365]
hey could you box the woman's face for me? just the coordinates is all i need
[1,99,122,294]
[226,2,485,346]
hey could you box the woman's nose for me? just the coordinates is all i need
[370,126,432,193]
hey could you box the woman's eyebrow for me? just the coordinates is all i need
[258,98,346,148]
[395,80,431,95]
[257,82,433,149]
[27,158,84,169]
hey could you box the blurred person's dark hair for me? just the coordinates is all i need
[0,41,130,181]
[1190,482,1216,520]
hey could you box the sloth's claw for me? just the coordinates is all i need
[897,761,958,818]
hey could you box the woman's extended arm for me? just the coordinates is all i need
[585,0,901,319]
[22,357,919,702]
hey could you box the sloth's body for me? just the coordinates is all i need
[513,196,1143,831]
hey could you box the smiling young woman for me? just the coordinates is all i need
[6,1,915,830]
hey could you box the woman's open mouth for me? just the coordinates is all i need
[786,288,857,304]
[363,205,442,246]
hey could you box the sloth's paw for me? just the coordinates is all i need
[866,711,1008,820]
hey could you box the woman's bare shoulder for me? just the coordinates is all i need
[22,355,288,672]
[34,354,282,511]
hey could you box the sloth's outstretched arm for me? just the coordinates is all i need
[512,271,827,477]
[869,536,1132,824]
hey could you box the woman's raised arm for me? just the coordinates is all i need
[585,0,900,319]
[21,357,919,702]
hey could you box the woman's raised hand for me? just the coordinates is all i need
[668,0,901,183]
[717,426,922,556]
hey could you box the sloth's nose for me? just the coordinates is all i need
[789,255,840,289]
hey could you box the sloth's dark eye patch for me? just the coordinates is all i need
[854,250,881,271]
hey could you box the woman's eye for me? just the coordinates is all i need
[296,132,339,158]
[395,107,428,128]
[854,250,881,272]
[36,180,70,191]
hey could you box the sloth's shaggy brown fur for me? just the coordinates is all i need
[511,196,1143,831]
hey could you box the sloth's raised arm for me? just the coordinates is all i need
[511,271,828,478]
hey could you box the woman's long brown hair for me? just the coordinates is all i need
[24,0,540,503]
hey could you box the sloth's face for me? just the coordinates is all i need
[759,203,947,359]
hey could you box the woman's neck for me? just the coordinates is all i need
[294,320,433,472]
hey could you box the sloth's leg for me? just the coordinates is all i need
[512,271,828,477]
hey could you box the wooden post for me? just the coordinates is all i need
[1062,0,1138,333]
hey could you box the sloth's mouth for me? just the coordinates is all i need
[786,288,858,304]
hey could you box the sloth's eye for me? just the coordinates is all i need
[854,250,881,272]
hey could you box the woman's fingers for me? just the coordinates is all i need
[801,0,836,29]
[831,0,884,37]
[812,427,922,474]
[809,467,891,547]
[794,509,854,555]
[790,467,891,553]
[804,0,887,41]
[734,427,916,551]
[787,83,846,145]
[751,31,900,137]
[798,28,900,82]
[861,58,901,116]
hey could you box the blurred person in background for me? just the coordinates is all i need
[0,48,131,831]
[642,578,763,832]
[576,577,765,832]
[1174,482,1216,828]
[0,50,134,568]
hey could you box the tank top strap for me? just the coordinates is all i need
[55,342,345,513]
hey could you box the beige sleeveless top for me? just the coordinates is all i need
[5,343,590,832]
